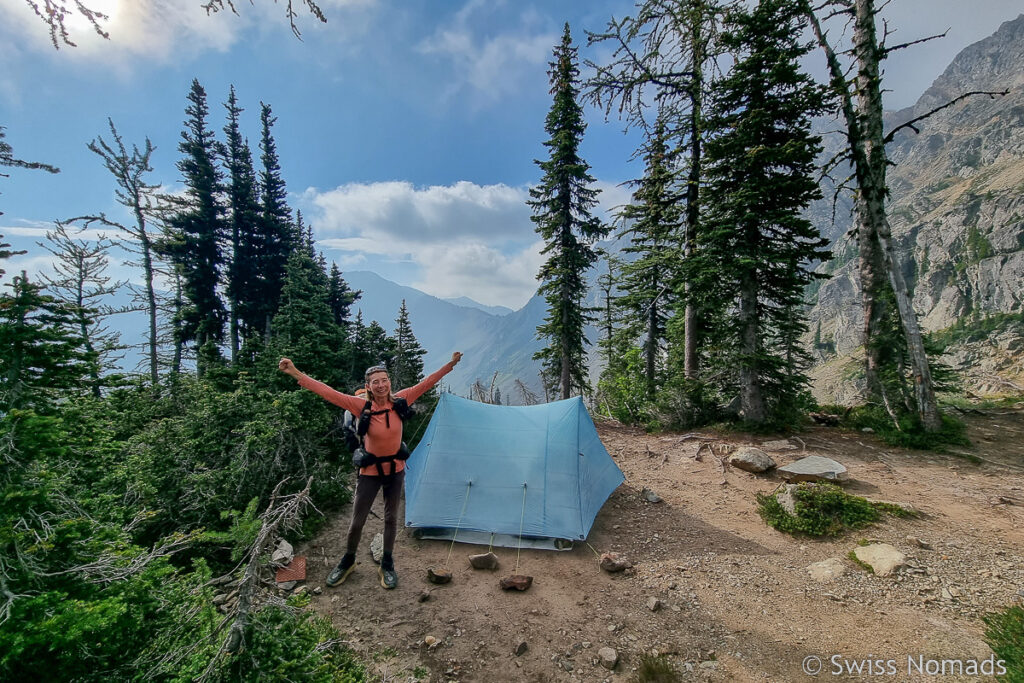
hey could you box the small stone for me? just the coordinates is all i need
[642,487,662,503]
[598,647,618,670]
[424,635,440,650]
[906,536,932,550]
[418,589,431,602]
[468,552,499,570]
[499,574,533,591]
[647,597,664,612]
[271,539,294,565]
[427,567,452,584]
[369,532,384,564]
[514,640,528,656]
[312,586,322,595]
[276,580,298,591]
[807,558,848,583]
[599,552,632,573]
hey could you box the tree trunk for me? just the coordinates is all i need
[646,295,657,396]
[683,57,703,381]
[737,269,764,423]
[852,0,940,431]
[808,0,941,431]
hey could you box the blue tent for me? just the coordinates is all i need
[404,394,624,550]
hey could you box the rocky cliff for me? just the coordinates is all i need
[807,14,1024,401]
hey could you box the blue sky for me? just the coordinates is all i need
[2,0,1021,309]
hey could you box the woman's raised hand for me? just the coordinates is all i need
[451,351,463,365]
[278,358,296,375]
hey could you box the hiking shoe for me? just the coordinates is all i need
[378,565,398,590]
[326,554,355,587]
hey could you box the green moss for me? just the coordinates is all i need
[756,482,910,537]
[847,549,875,573]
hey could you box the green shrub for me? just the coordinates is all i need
[844,405,971,451]
[632,654,681,683]
[756,482,914,537]
[984,605,1024,682]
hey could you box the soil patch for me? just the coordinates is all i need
[300,406,1024,682]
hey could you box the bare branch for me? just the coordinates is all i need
[881,29,948,55]
[883,90,1010,143]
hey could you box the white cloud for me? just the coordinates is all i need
[305,178,625,308]
[416,1,555,105]
[411,241,544,309]
[309,180,533,245]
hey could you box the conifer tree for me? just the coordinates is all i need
[391,300,426,390]
[615,119,682,395]
[1,233,26,277]
[357,320,397,373]
[36,222,123,396]
[0,272,91,411]
[269,249,346,385]
[163,79,227,376]
[699,0,829,424]
[327,263,360,331]
[255,102,295,337]
[222,85,261,360]
[528,23,607,400]
[85,120,163,387]
[587,0,730,383]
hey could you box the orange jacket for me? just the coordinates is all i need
[298,361,456,475]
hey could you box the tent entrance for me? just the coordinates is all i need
[409,528,574,552]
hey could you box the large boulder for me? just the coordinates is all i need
[778,455,849,483]
[729,447,777,473]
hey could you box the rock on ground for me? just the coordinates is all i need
[729,447,777,473]
[853,543,907,576]
[778,455,849,482]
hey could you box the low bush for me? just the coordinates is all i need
[756,482,915,537]
[983,605,1024,682]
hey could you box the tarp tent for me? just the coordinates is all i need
[404,393,624,550]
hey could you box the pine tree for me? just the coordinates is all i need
[36,222,124,396]
[327,263,360,330]
[163,79,227,376]
[586,0,730,383]
[222,85,261,361]
[0,272,92,411]
[357,320,397,374]
[255,101,295,337]
[699,0,830,425]
[268,249,347,385]
[528,23,607,400]
[1,233,27,277]
[391,300,426,390]
[86,120,163,387]
[806,0,942,431]
[615,118,683,396]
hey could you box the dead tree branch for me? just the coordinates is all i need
[884,90,1009,143]
[198,477,314,681]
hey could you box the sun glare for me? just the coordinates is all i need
[64,0,122,36]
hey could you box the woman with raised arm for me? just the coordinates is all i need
[278,352,463,589]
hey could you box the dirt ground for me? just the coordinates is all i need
[300,406,1024,682]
